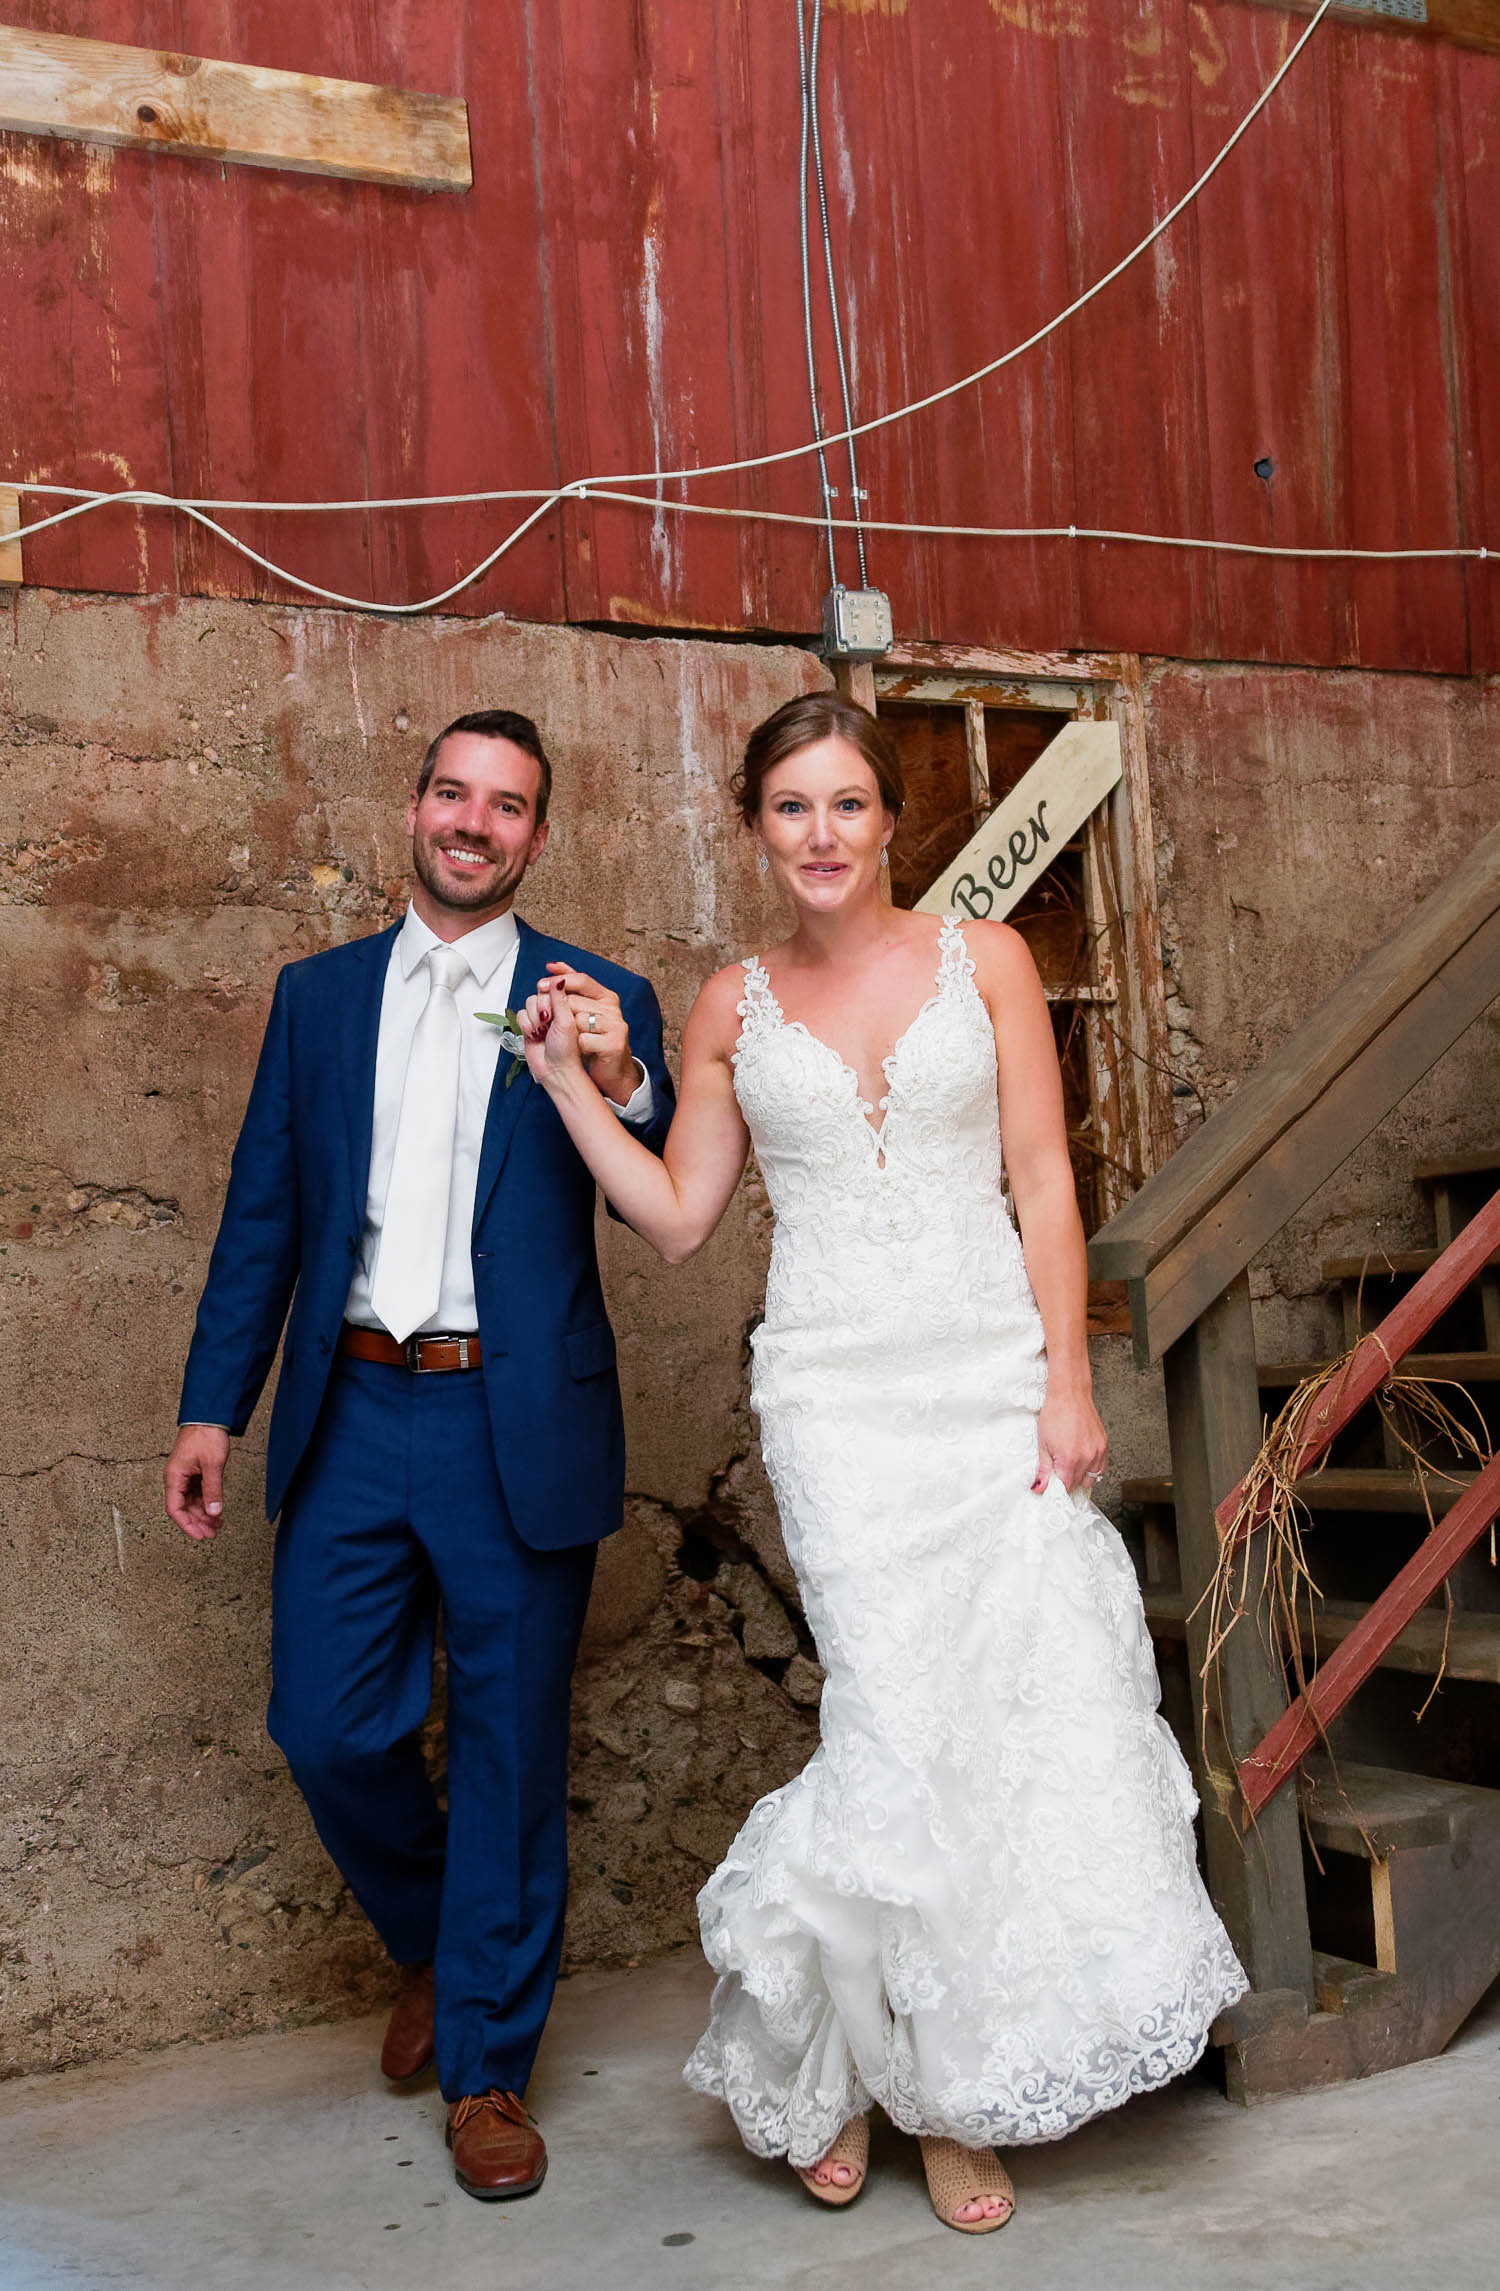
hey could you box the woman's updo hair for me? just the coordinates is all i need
[732,692,905,827]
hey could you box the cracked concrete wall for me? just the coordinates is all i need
[1140,660,1500,1361]
[1,589,824,2077]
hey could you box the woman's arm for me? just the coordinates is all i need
[970,923,1107,1494]
[522,967,750,1264]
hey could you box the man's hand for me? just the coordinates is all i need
[543,964,639,1104]
[165,1424,232,1541]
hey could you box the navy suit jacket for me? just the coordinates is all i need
[178,916,676,1547]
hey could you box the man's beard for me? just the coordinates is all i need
[411,831,528,914]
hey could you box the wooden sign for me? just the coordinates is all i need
[0,27,472,192]
[915,720,1122,920]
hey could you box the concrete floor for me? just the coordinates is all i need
[2,1952,1497,2291]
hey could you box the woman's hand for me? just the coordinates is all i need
[543,962,639,1104]
[1033,1387,1108,1496]
[520,979,585,1088]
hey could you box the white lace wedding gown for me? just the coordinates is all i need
[683,918,1247,2165]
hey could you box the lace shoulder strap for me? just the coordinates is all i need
[734,953,779,1055]
[937,914,977,992]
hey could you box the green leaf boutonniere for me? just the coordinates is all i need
[476,1008,529,1088]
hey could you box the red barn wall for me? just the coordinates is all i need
[2,0,1496,669]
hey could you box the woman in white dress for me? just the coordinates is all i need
[519,694,1246,2233]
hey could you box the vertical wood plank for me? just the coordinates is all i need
[1059,0,1222,659]
[1335,27,1468,671]
[0,485,21,583]
[1453,45,1500,674]
[1162,1274,1316,1998]
[1188,3,1358,665]
[1108,655,1177,1180]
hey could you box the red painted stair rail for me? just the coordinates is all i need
[1237,1450,1500,1816]
[1221,1182,1500,1820]
[1215,1185,1500,1551]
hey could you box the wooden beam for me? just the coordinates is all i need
[1162,1275,1316,1998]
[0,28,471,192]
[0,487,21,585]
[1230,0,1500,60]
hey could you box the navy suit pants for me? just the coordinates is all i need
[267,1355,596,2100]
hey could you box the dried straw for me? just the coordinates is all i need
[1196,1346,1493,1840]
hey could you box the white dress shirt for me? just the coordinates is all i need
[345,906,653,1336]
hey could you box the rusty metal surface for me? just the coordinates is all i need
[0,0,1494,667]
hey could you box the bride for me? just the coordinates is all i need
[520,693,1246,2233]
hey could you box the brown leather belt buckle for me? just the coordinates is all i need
[406,1333,477,1373]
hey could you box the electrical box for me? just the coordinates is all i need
[821,586,893,660]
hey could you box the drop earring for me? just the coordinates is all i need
[879,844,890,870]
[757,848,770,877]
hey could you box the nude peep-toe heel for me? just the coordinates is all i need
[794,2114,870,2207]
[918,2137,1015,2234]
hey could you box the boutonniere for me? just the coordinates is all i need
[476,1008,529,1088]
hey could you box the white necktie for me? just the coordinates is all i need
[370,944,469,1343]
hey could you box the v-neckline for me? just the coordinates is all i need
[749,931,956,1165]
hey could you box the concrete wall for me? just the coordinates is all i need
[4,590,1499,2078]
[1143,660,1500,1360]
[0,591,826,2076]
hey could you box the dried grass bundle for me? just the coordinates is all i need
[1198,1349,1493,1836]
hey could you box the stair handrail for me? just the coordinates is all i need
[1224,1183,1500,1817]
[1214,1187,1500,1552]
[1088,818,1500,1365]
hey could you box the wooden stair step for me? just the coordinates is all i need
[1256,1350,1500,1386]
[1322,1247,1500,1282]
[1140,1587,1500,1684]
[1298,1756,1500,1858]
[1312,1951,1401,2016]
[1413,1150,1500,1184]
[1123,1466,1477,1516]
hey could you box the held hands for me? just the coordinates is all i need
[165,1423,232,1541]
[1032,1387,1108,1498]
[521,965,638,1104]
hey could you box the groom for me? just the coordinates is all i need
[164,709,673,2200]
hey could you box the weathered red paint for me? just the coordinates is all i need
[0,0,1494,667]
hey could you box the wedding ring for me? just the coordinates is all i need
[586,1013,598,1032]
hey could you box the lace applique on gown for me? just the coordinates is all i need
[682,918,1247,2166]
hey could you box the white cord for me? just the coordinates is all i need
[579,488,1494,561]
[11,0,1472,615]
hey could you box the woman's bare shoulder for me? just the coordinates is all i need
[684,959,756,1054]
[955,917,1040,983]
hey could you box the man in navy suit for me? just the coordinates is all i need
[164,710,674,2201]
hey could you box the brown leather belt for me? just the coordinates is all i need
[339,1324,483,1373]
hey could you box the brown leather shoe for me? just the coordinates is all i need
[446,2089,547,2201]
[379,1964,435,2084]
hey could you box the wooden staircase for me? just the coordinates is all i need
[1122,1150,1500,2098]
[1088,824,1500,2103]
